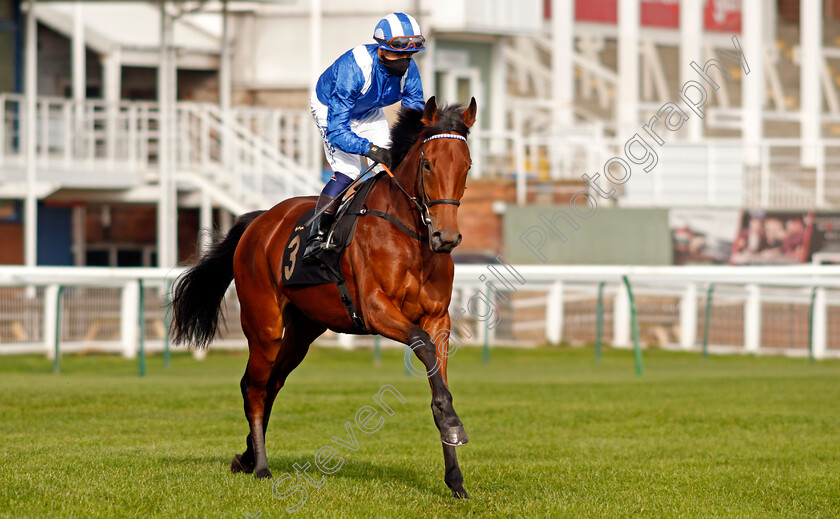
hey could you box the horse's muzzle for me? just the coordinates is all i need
[431,230,462,253]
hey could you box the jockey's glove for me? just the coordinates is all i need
[365,144,392,168]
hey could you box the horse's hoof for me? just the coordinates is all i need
[440,425,469,446]
[451,487,470,499]
[254,466,273,480]
[231,454,254,474]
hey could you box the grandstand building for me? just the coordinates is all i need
[1,0,838,267]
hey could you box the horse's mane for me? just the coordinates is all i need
[390,102,471,169]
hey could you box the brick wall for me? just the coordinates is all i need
[457,179,581,257]
[457,180,515,255]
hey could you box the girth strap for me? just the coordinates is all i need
[320,258,367,333]
[335,278,367,332]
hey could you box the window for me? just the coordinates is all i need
[85,245,156,267]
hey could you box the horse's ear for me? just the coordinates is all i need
[462,97,477,129]
[422,96,439,126]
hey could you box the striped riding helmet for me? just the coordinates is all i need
[373,13,425,52]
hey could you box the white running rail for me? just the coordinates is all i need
[2,265,840,359]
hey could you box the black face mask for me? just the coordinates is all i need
[380,56,411,77]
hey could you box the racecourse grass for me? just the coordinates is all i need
[1,346,839,518]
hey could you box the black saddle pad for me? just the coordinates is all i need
[281,176,378,286]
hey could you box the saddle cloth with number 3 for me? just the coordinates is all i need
[281,174,379,287]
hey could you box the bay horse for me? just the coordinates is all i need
[170,96,477,499]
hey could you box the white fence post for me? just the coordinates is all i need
[816,141,826,208]
[744,284,761,353]
[43,284,60,359]
[680,283,698,349]
[813,287,827,360]
[613,283,631,348]
[121,281,140,359]
[760,144,770,207]
[474,285,487,346]
[545,281,564,344]
[127,104,137,169]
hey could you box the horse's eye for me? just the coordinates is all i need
[423,161,431,171]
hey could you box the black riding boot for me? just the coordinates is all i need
[303,193,338,263]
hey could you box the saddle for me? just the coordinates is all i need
[281,175,382,332]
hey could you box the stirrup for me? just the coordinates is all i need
[302,202,337,263]
[303,225,336,262]
[302,235,326,262]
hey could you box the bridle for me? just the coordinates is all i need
[356,132,469,246]
[389,133,468,236]
[417,134,467,218]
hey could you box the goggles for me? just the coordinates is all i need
[375,35,425,51]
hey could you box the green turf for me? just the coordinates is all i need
[1,346,839,518]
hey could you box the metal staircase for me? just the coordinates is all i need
[0,93,321,214]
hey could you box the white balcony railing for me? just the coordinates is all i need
[621,139,840,210]
[0,94,321,212]
[0,94,158,187]
[4,94,840,211]
[425,0,544,35]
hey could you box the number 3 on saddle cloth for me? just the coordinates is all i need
[281,175,381,333]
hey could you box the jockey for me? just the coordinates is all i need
[303,12,425,262]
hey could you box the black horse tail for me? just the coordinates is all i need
[170,210,266,348]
